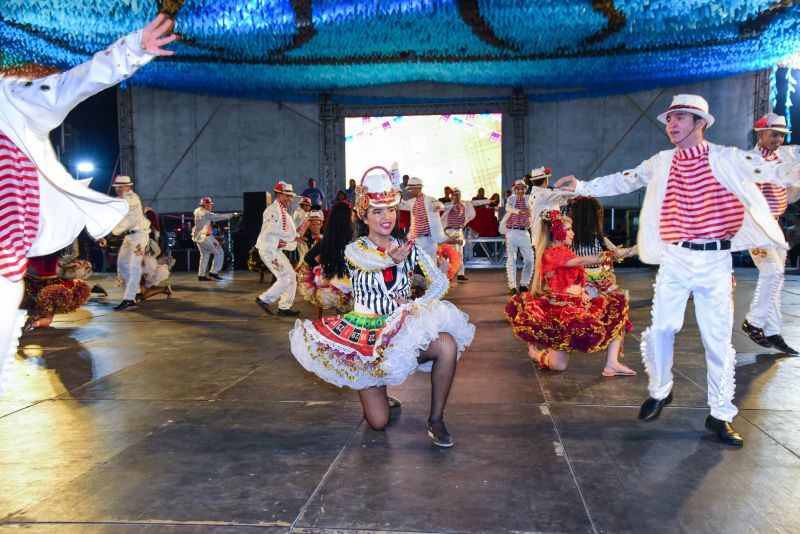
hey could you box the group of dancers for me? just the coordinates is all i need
[2,16,799,450]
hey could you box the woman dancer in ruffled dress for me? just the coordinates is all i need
[290,167,475,447]
[506,210,636,376]
[298,202,354,319]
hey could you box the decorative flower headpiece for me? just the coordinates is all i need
[541,209,568,241]
[355,166,402,218]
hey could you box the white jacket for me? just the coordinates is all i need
[399,195,447,243]
[0,30,156,256]
[111,191,150,235]
[498,194,530,235]
[574,142,800,264]
[527,187,578,241]
[192,207,233,243]
[752,144,800,204]
[256,201,297,253]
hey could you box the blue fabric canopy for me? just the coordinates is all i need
[2,0,799,100]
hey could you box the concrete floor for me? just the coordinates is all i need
[1,267,799,533]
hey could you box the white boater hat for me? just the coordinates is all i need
[657,94,715,128]
[754,112,791,134]
[530,166,552,180]
[307,210,324,220]
[273,181,296,197]
[407,176,424,188]
[355,166,402,217]
[512,178,527,190]
[111,175,133,187]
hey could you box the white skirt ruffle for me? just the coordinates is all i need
[289,299,475,390]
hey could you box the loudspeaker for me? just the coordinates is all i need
[235,192,269,269]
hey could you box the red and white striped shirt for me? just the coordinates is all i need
[446,202,466,228]
[660,141,744,242]
[756,147,788,218]
[408,197,430,239]
[278,204,289,249]
[0,132,40,282]
[506,195,530,229]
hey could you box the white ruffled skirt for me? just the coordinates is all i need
[289,299,475,390]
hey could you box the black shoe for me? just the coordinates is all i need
[208,273,223,280]
[135,292,142,303]
[387,396,402,409]
[276,308,300,317]
[638,392,672,421]
[705,415,744,447]
[765,334,799,355]
[427,419,453,448]
[457,275,468,281]
[198,276,212,281]
[742,320,772,348]
[508,288,518,296]
[519,285,529,293]
[91,284,108,296]
[254,297,274,314]
[113,300,136,311]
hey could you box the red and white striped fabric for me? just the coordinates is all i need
[278,204,289,249]
[506,195,530,229]
[409,197,430,238]
[446,202,466,228]
[0,132,40,282]
[756,147,788,218]
[660,141,744,242]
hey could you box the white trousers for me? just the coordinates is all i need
[258,249,296,310]
[746,248,786,336]
[641,244,738,422]
[0,277,25,394]
[197,236,224,277]
[445,229,466,276]
[505,229,533,289]
[118,232,149,301]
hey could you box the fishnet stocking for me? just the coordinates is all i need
[418,332,458,422]
[358,385,390,430]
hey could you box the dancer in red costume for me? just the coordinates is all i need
[506,210,636,375]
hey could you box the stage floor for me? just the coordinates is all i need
[1,268,799,533]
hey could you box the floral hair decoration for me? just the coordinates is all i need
[541,209,568,241]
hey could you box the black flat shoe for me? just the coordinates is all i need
[208,273,222,280]
[387,396,402,409]
[705,415,744,447]
[427,419,453,448]
[277,308,300,317]
[519,285,529,293]
[508,288,518,296]
[457,275,468,281]
[742,320,772,348]
[198,276,211,281]
[254,297,274,314]
[135,292,142,303]
[90,284,108,296]
[113,300,136,311]
[765,335,799,355]
[638,392,672,421]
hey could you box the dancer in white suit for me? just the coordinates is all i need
[192,196,236,281]
[499,179,533,294]
[399,177,447,260]
[440,187,489,280]
[741,113,800,355]
[556,95,799,447]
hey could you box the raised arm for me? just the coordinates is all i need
[555,156,657,198]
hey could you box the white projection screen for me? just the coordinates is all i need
[344,113,502,199]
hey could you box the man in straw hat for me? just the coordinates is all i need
[440,187,490,281]
[0,15,176,391]
[741,113,800,355]
[255,181,302,316]
[556,94,800,447]
[192,197,237,281]
[526,166,577,243]
[398,175,448,260]
[499,179,534,294]
[99,175,151,310]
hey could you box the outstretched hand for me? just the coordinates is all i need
[555,175,578,191]
[386,240,413,264]
[140,14,178,56]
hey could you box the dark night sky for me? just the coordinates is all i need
[54,86,119,194]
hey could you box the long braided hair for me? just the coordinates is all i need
[568,196,607,251]
[320,202,355,279]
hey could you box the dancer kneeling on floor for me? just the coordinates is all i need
[289,166,475,447]
[506,210,637,375]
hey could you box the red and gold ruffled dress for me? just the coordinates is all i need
[505,245,631,353]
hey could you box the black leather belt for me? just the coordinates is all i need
[672,240,731,251]
[415,233,431,237]
[445,227,461,230]
[507,227,528,231]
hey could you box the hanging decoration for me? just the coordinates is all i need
[1,1,800,100]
